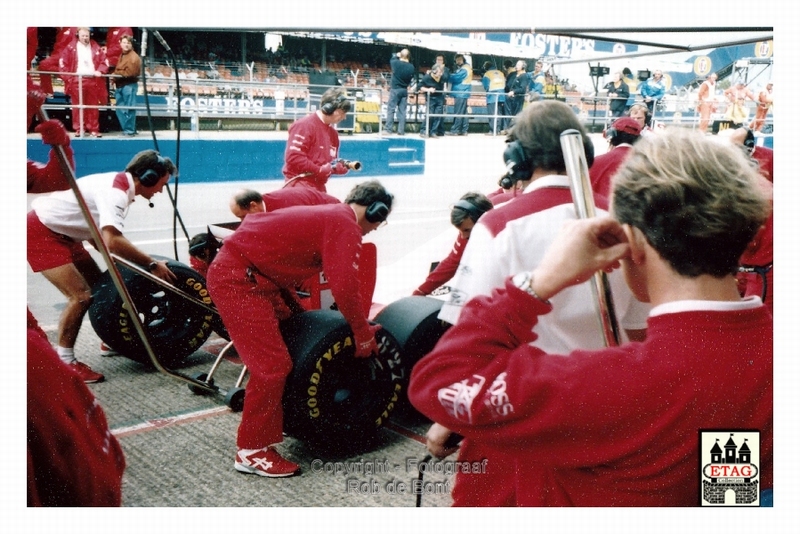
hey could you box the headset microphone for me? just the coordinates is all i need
[149,201,155,208]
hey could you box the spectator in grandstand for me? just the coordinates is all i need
[528,60,546,100]
[503,60,529,129]
[104,27,134,70]
[482,61,506,135]
[282,87,352,192]
[696,72,718,133]
[639,69,665,115]
[27,149,177,384]
[446,54,473,136]
[589,117,642,199]
[410,127,773,507]
[59,27,109,137]
[112,35,141,136]
[621,67,638,112]
[228,187,340,220]
[206,181,393,478]
[432,101,649,506]
[383,49,416,135]
[36,27,77,96]
[603,71,630,119]
[418,63,446,138]
[749,81,773,132]
[412,192,494,296]
[724,80,757,127]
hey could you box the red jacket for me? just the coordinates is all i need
[414,234,467,295]
[220,203,371,336]
[262,187,339,212]
[409,279,773,506]
[27,311,125,506]
[282,112,340,190]
[588,145,633,199]
[59,38,109,95]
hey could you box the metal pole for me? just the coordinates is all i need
[36,105,216,392]
[559,129,621,347]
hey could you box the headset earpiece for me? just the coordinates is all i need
[604,127,618,141]
[498,140,532,189]
[321,93,348,115]
[139,154,167,187]
[365,201,389,223]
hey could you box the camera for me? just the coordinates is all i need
[340,159,362,171]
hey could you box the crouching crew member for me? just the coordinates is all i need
[27,150,177,383]
[207,180,394,477]
[228,186,340,220]
[409,128,772,506]
[413,192,493,296]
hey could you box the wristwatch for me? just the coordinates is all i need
[147,261,158,272]
[512,271,549,304]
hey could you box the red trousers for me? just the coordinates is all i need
[206,248,294,449]
[65,77,105,134]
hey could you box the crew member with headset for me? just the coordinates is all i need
[282,87,353,192]
[27,149,177,384]
[413,192,494,296]
[431,101,649,506]
[206,180,394,478]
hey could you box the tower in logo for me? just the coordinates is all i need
[700,431,760,506]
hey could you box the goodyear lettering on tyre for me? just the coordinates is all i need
[307,335,353,418]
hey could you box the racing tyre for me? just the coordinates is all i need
[88,259,216,368]
[373,296,451,417]
[280,310,404,452]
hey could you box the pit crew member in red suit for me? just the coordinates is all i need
[589,116,642,199]
[36,27,77,96]
[27,150,177,383]
[282,87,352,192]
[27,90,74,193]
[433,101,649,506]
[409,128,772,506]
[228,186,340,220]
[206,180,393,477]
[412,192,494,296]
[729,127,774,313]
[26,93,125,506]
[59,27,109,137]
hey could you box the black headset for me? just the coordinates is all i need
[365,200,390,223]
[139,154,167,187]
[742,127,756,151]
[498,140,533,189]
[453,199,488,222]
[321,92,349,115]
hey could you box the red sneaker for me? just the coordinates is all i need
[69,361,105,384]
[234,447,300,477]
[100,342,118,357]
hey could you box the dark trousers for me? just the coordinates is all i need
[502,96,524,130]
[422,95,444,135]
[486,99,503,133]
[384,88,408,133]
[450,97,469,134]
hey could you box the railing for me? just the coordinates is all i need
[28,69,773,135]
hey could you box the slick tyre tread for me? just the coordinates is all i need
[89,259,216,367]
[279,310,405,451]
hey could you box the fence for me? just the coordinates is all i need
[28,69,773,135]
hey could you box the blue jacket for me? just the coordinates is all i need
[640,78,665,101]
[450,62,472,98]
[482,69,506,103]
